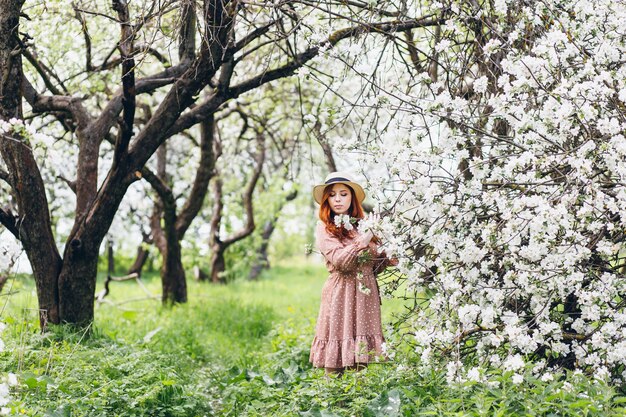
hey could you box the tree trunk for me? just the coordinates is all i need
[0,0,62,328]
[161,234,187,303]
[107,240,115,275]
[0,275,9,294]
[127,242,150,276]
[210,245,226,283]
[57,246,99,326]
[249,190,297,280]
[144,145,187,303]
[207,136,265,283]
[248,220,274,280]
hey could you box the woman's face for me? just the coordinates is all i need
[328,183,352,215]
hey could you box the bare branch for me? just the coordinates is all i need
[175,114,216,237]
[73,3,94,72]
[111,0,137,167]
[231,21,276,54]
[223,134,266,246]
[229,15,444,98]
[56,175,77,193]
[312,120,337,172]
[21,48,65,95]
[141,167,175,209]
[22,77,92,128]
[178,0,196,63]
[89,63,188,142]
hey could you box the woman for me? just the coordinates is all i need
[309,171,396,375]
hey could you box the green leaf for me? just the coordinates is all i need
[24,377,39,389]
[44,406,71,417]
[367,389,401,417]
[568,399,592,409]
[300,409,341,417]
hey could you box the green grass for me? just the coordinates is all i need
[1,258,625,416]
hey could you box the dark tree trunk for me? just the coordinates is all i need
[127,240,150,276]
[248,220,274,281]
[210,245,226,283]
[144,145,187,304]
[107,240,115,275]
[0,0,62,328]
[143,115,215,297]
[57,246,99,326]
[207,136,264,282]
[248,190,297,280]
[161,230,187,303]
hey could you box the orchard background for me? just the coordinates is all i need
[2,0,626,415]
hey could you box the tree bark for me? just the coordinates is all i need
[0,275,8,294]
[143,115,216,300]
[144,166,188,304]
[57,245,99,326]
[208,136,265,282]
[0,0,62,328]
[107,239,115,275]
[127,235,151,276]
[143,145,187,304]
[248,190,297,280]
[248,220,274,281]
[2,1,442,328]
[209,245,226,283]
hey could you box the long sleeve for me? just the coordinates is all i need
[315,222,363,272]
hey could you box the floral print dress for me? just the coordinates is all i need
[309,221,394,368]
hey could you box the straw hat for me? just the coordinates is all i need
[313,171,366,205]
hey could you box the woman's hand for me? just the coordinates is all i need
[356,230,374,250]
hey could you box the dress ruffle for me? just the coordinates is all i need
[309,334,385,368]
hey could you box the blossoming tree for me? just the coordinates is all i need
[0,0,441,327]
[339,0,626,379]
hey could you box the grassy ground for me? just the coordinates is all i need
[0,258,625,416]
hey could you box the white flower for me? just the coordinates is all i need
[334,214,354,230]
[483,39,502,56]
[473,76,489,94]
[435,39,452,53]
[494,0,508,14]
[358,282,371,295]
[0,383,9,407]
[467,367,482,382]
[512,373,524,384]
[381,342,396,359]
[503,354,525,372]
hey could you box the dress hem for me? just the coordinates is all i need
[309,334,386,368]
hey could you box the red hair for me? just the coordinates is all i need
[319,184,365,240]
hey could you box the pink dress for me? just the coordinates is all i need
[309,221,394,368]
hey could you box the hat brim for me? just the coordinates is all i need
[313,181,366,205]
